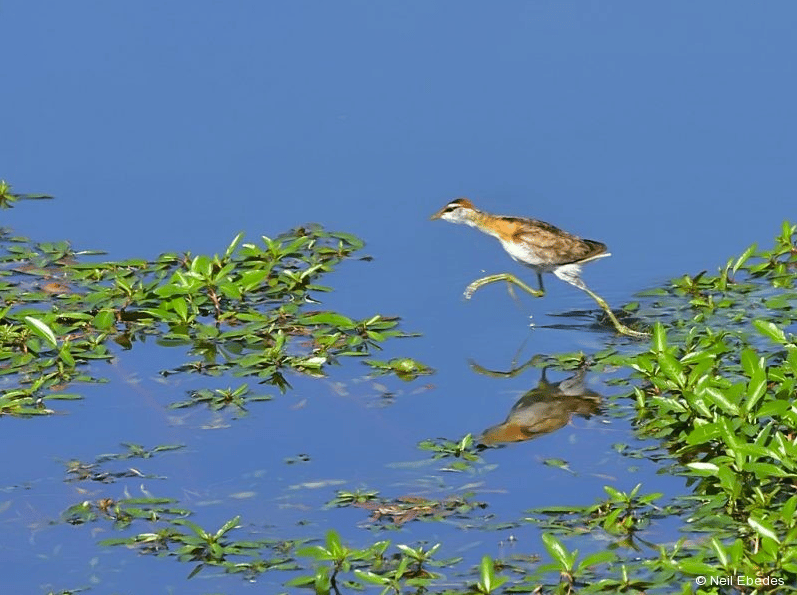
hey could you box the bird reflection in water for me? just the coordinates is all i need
[476,357,602,446]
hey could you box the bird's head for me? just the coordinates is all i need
[430,197,478,224]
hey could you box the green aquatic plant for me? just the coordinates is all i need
[65,496,190,530]
[523,222,797,591]
[472,555,510,594]
[0,217,427,416]
[417,433,486,472]
[0,179,52,208]
[364,357,435,381]
[101,515,296,580]
[74,225,797,590]
[11,187,797,592]
[527,483,675,547]
[291,530,390,593]
[169,383,272,412]
[327,488,381,507]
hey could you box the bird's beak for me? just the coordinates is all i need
[430,208,444,221]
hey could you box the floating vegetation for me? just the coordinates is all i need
[1,214,425,415]
[417,433,486,472]
[522,221,797,592]
[5,186,797,593]
[364,357,435,381]
[349,494,488,528]
[169,383,272,412]
[0,179,52,208]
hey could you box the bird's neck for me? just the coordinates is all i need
[463,209,506,240]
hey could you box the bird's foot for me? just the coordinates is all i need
[576,285,649,338]
[608,319,649,339]
[464,273,544,300]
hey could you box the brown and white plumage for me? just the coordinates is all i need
[430,197,610,292]
[431,197,647,337]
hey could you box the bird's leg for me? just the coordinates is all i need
[576,284,648,338]
[464,273,544,300]
[551,266,646,337]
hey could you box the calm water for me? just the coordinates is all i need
[3,2,797,593]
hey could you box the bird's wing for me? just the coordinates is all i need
[508,218,608,265]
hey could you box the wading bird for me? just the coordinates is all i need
[430,198,646,337]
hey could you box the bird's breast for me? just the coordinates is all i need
[499,239,548,269]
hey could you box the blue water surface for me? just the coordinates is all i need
[2,2,796,593]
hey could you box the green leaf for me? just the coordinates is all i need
[732,243,757,274]
[48,393,83,400]
[740,347,764,378]
[171,297,189,321]
[781,496,797,521]
[325,529,344,558]
[652,322,667,352]
[718,417,740,450]
[685,422,722,446]
[479,555,495,591]
[748,516,779,543]
[93,309,116,330]
[353,570,389,586]
[190,254,213,277]
[685,462,719,473]
[24,315,58,348]
[744,462,788,478]
[541,533,570,569]
[677,559,718,575]
[295,545,333,561]
[658,352,685,388]
[478,555,508,592]
[300,312,355,327]
[223,231,245,259]
[702,386,740,416]
[753,320,787,344]
[187,563,205,579]
[284,575,316,588]
[174,518,208,539]
[215,515,240,538]
[710,537,729,567]
[744,370,768,414]
[239,269,269,290]
[58,343,76,368]
[577,550,616,570]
